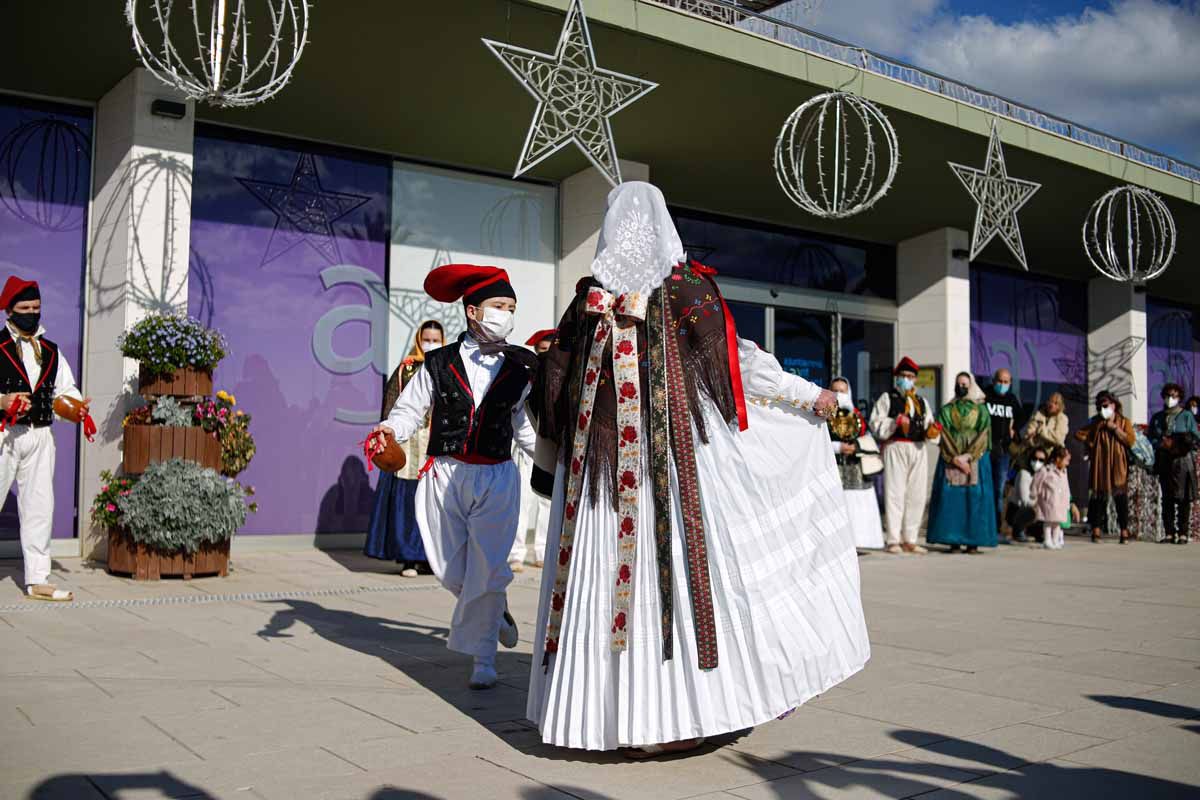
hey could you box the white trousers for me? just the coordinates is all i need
[509,451,551,565]
[883,441,928,546]
[416,457,520,659]
[0,426,56,586]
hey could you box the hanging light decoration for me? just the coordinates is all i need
[1082,185,1176,285]
[774,91,900,220]
[126,0,310,108]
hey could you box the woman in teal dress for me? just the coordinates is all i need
[926,371,998,553]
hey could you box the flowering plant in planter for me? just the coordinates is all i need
[117,313,228,377]
[116,459,250,554]
[90,470,140,529]
[195,391,256,477]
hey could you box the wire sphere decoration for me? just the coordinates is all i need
[774,91,900,220]
[126,0,310,108]
[1082,185,1177,285]
[0,117,91,232]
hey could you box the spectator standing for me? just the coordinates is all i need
[1148,383,1199,545]
[870,356,940,555]
[1187,397,1200,541]
[829,377,885,550]
[1032,447,1072,549]
[984,368,1022,535]
[1021,392,1069,457]
[926,372,997,554]
[1074,391,1136,544]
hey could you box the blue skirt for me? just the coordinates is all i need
[925,456,999,547]
[363,472,426,562]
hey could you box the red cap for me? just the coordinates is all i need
[525,329,557,347]
[893,356,920,376]
[0,277,39,311]
[424,264,514,305]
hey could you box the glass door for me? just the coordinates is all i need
[775,308,833,384]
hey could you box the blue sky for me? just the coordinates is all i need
[768,0,1200,164]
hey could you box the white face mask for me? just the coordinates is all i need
[1167,396,1180,409]
[1100,406,1114,420]
[421,342,441,353]
[474,306,515,343]
[1031,460,1044,472]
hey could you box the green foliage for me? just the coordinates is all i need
[90,470,139,529]
[117,312,227,377]
[151,396,194,427]
[117,459,248,553]
[195,392,256,476]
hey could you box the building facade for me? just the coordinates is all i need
[2,0,1196,555]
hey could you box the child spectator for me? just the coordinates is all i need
[1033,446,1071,550]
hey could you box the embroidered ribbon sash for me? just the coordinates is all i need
[545,287,649,660]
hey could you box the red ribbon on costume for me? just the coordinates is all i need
[361,432,387,472]
[82,413,97,442]
[690,261,748,432]
[0,396,29,433]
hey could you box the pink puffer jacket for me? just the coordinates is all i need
[1031,465,1071,524]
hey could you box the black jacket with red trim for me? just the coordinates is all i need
[424,336,537,461]
[0,328,58,427]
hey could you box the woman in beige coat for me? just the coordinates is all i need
[1021,392,1069,457]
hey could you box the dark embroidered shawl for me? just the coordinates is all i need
[532,262,739,508]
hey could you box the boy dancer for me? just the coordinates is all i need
[0,276,88,601]
[371,265,538,689]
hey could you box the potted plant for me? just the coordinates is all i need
[118,312,227,397]
[194,391,257,477]
[122,395,221,474]
[96,460,254,580]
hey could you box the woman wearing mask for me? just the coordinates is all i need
[1021,392,1069,459]
[1148,383,1199,545]
[364,320,445,576]
[829,377,885,549]
[926,372,998,554]
[1074,391,1137,544]
[1006,445,1047,543]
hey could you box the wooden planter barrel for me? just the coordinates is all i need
[123,425,221,475]
[107,528,229,580]
[138,365,212,398]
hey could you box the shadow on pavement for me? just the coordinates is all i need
[1089,693,1200,724]
[255,599,531,739]
[28,770,215,799]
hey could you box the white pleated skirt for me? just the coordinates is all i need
[846,488,885,549]
[526,401,871,751]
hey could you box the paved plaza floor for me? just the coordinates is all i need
[1,535,1198,799]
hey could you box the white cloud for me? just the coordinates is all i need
[769,0,1200,163]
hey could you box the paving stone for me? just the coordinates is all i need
[1059,720,1200,786]
[919,758,1199,800]
[725,707,944,771]
[924,664,1163,712]
[725,754,982,799]
[896,723,1108,775]
[812,682,1059,738]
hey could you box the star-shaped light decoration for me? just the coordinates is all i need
[482,0,657,187]
[948,121,1041,270]
[239,153,370,267]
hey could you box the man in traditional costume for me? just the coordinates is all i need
[0,277,87,601]
[870,357,939,555]
[526,182,870,755]
[509,329,558,571]
[372,265,538,689]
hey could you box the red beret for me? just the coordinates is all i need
[525,329,557,347]
[0,277,39,311]
[893,356,920,376]
[424,264,514,305]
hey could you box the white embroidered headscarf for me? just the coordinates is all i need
[591,181,685,296]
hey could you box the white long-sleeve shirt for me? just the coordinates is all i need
[10,325,82,403]
[737,337,823,410]
[382,335,536,458]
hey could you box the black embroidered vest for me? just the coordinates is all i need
[424,337,537,461]
[886,388,929,442]
[0,329,58,427]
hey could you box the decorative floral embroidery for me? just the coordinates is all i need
[544,287,649,662]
